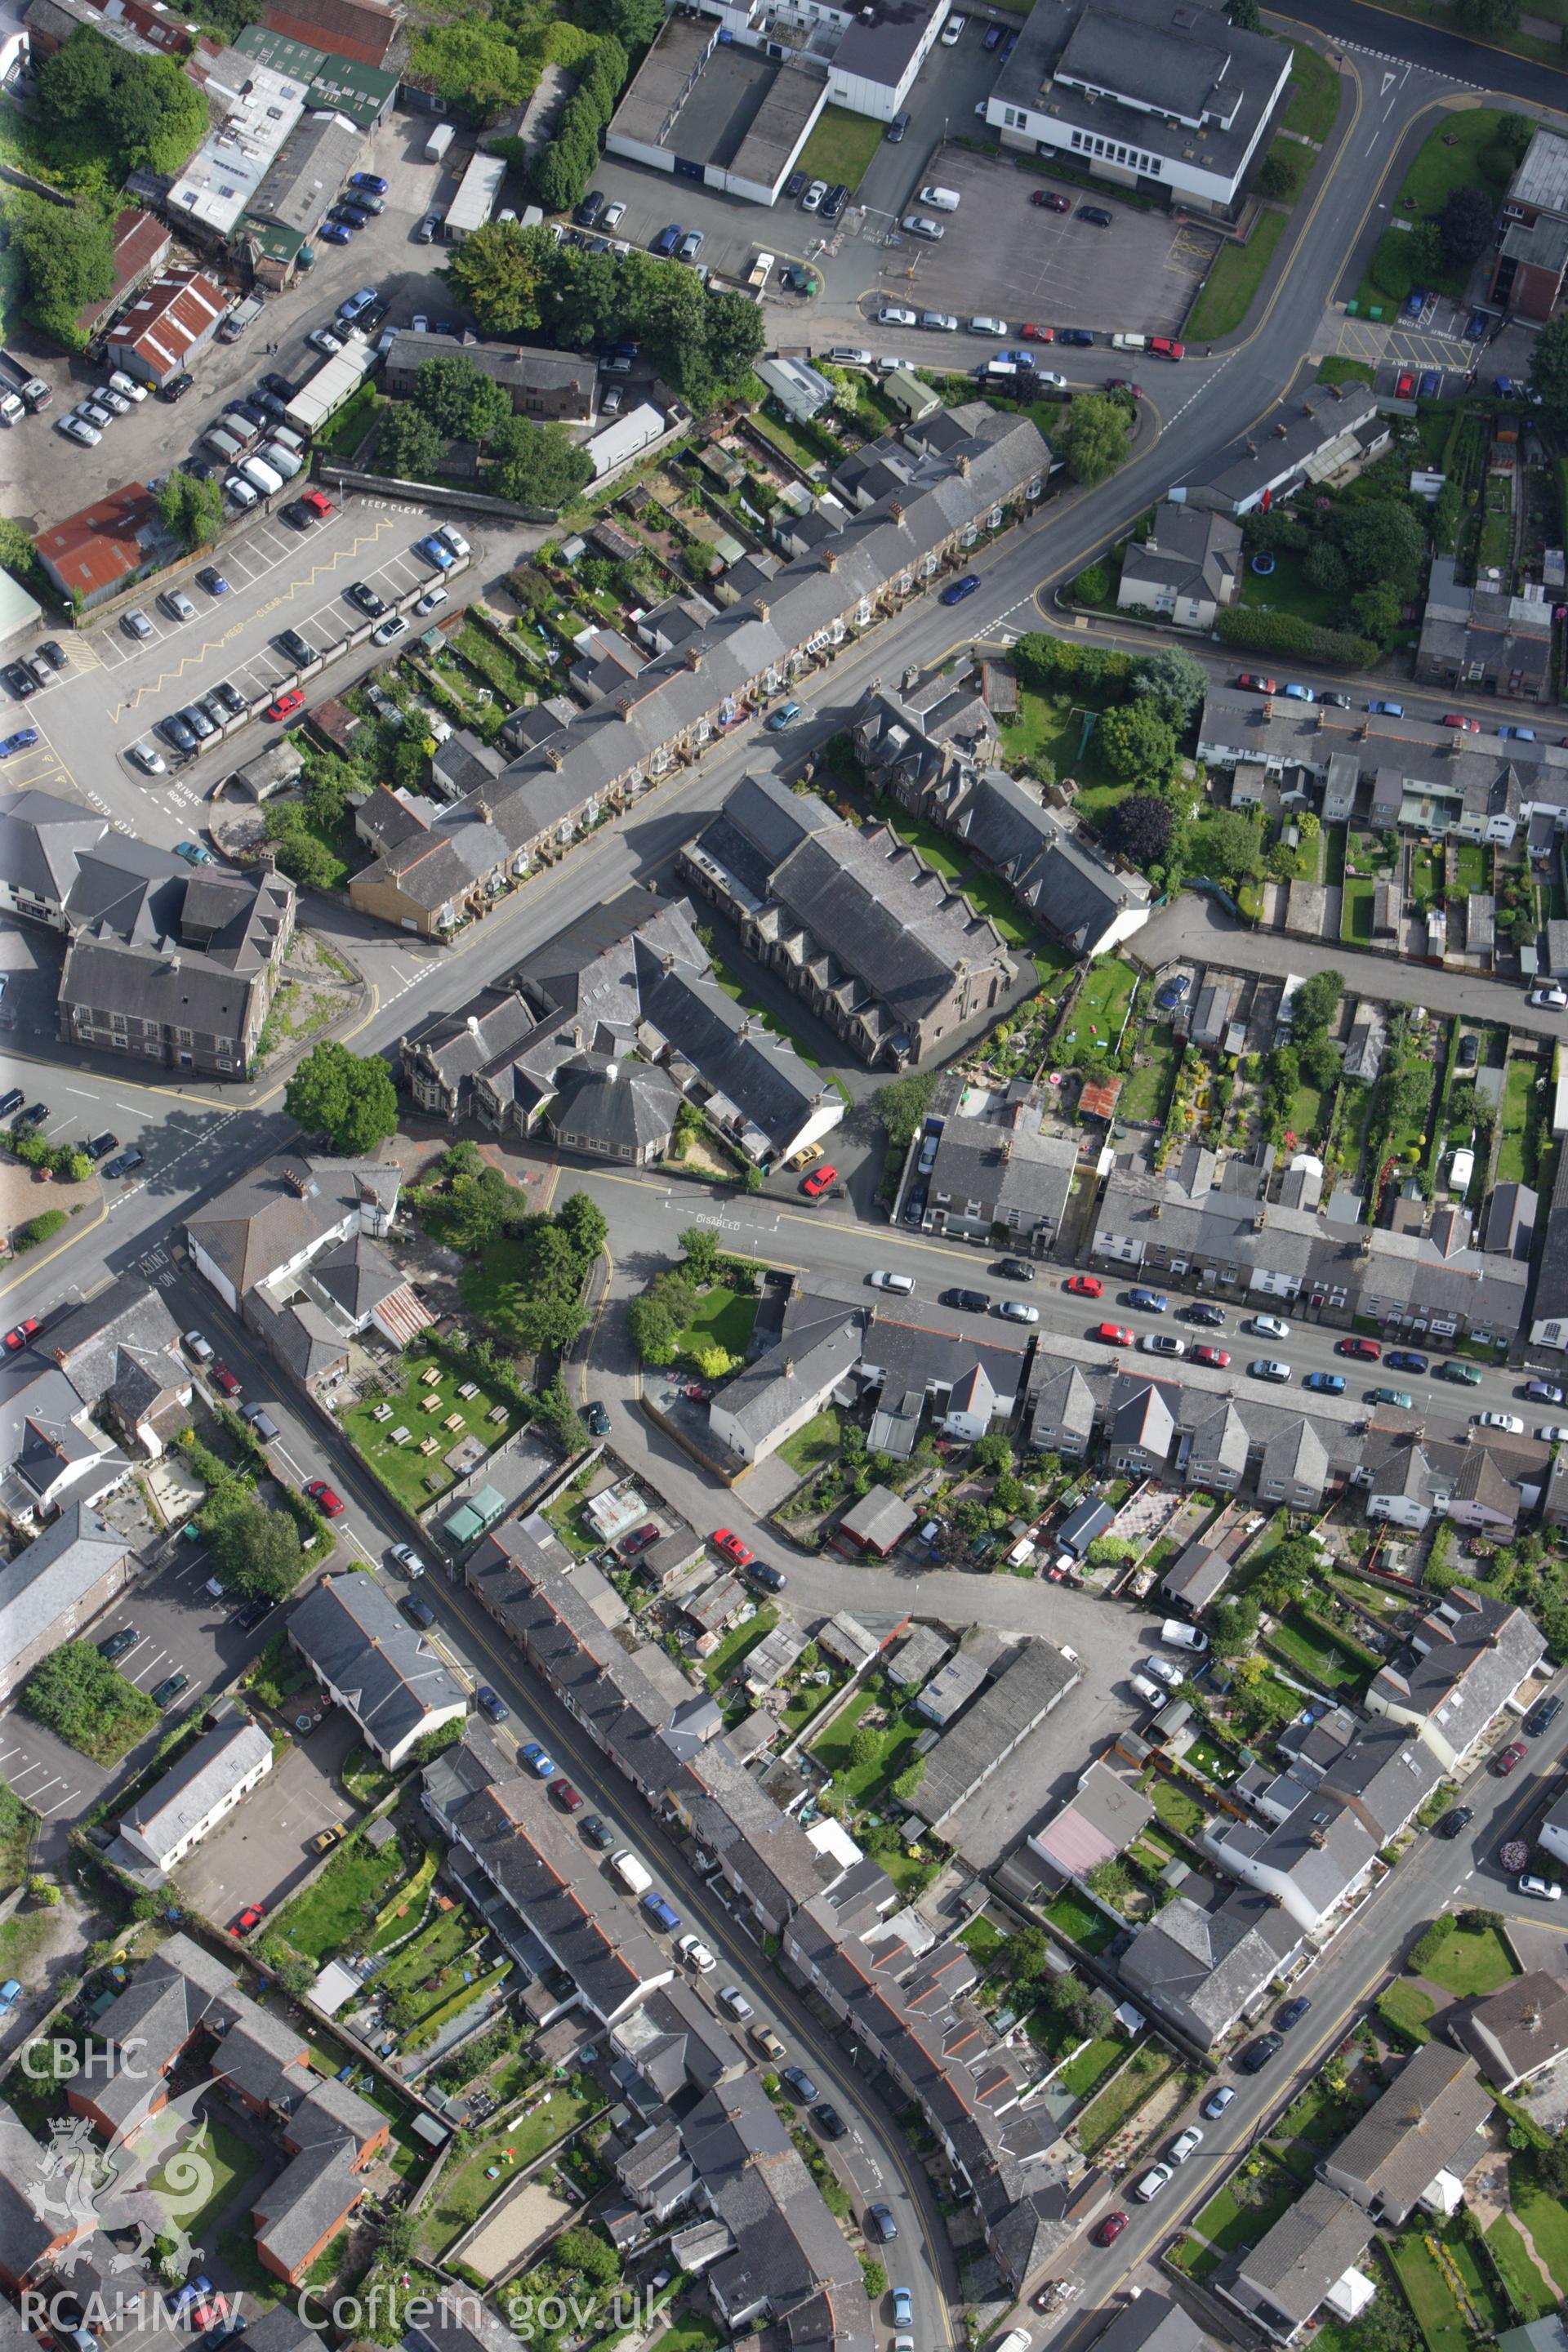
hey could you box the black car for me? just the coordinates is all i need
[0,1089,22,1119]
[886,110,911,140]
[1434,1804,1475,1840]
[820,183,849,222]
[158,372,194,402]
[278,628,314,666]
[180,703,216,741]
[1183,1303,1226,1325]
[161,713,198,755]
[903,1186,927,1226]
[1527,1694,1564,1737]
[104,1150,145,1178]
[99,1627,137,1664]
[281,499,317,531]
[15,1103,47,1127]
[994,1258,1034,1281]
[586,1401,611,1437]
[866,2203,898,2243]
[575,189,607,226]
[151,1671,189,1707]
[235,1598,273,1632]
[37,641,67,670]
[782,2065,819,2103]
[1320,691,1352,709]
[1058,327,1095,346]
[785,169,808,198]
[403,1595,437,1628]
[259,371,295,399]
[1276,1996,1312,2032]
[750,1561,788,1593]
[1079,204,1112,225]
[212,680,247,718]
[945,1289,991,1313]
[346,581,386,617]
[811,2103,847,2140]
[582,1814,616,1850]
[1238,2032,1283,2074]
[2,662,37,699]
[85,1133,118,1161]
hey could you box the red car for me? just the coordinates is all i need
[801,1165,836,1197]
[621,1521,660,1555]
[233,1904,266,1935]
[301,488,334,519]
[1442,714,1480,731]
[1236,673,1277,695]
[1030,189,1071,212]
[305,1479,345,1517]
[1020,323,1055,341]
[552,1780,584,1811]
[1494,1741,1528,1777]
[1396,369,1414,398]
[714,1528,754,1566]
[1094,1322,1135,1348]
[1064,1274,1102,1298]
[211,1365,241,1397]
[1338,1337,1380,1361]
[1193,1345,1231,1369]
[1091,2212,1128,2248]
[2,1319,40,1352]
[265,688,305,723]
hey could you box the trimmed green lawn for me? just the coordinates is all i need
[1354,110,1516,313]
[1045,1888,1117,1954]
[1498,1055,1544,1186]
[271,1838,411,1964]
[1144,1774,1209,1838]
[1267,1608,1373,1695]
[151,2118,257,2235]
[810,1692,927,1804]
[1342,874,1375,943]
[793,105,884,191]
[1485,2215,1556,2321]
[1076,2048,1177,2156]
[1418,1921,1516,1999]
[1512,2163,1568,2297]
[703,1603,778,1690]
[1192,2158,1298,2255]
[1241,547,1343,630]
[1073,956,1140,1036]
[1377,1981,1435,2043]
[1121,1036,1178,1125]
[1280,38,1342,141]
[997,691,1125,836]
[415,2086,595,2260]
[1186,208,1286,342]
[1390,2224,1507,2352]
[777,1407,841,1476]
[674,1286,757,1365]
[343,1342,526,1512]
[1057,2035,1126,2099]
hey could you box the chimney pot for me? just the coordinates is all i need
[822,549,837,572]
[889,501,905,524]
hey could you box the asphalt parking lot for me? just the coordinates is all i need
[874,144,1215,339]
[174,1705,359,1930]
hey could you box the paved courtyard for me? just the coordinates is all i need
[173,1705,359,1930]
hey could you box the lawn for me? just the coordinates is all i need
[1498,1055,1544,1186]
[1267,1607,1373,1695]
[1185,208,1286,343]
[1071,956,1140,1039]
[317,381,382,459]
[874,798,1041,951]
[1377,1980,1435,2044]
[0,1782,34,1891]
[270,1836,411,1964]
[673,1285,758,1365]
[1416,1920,1516,1999]
[415,2085,595,2261]
[1512,2162,1568,2296]
[1241,547,1343,631]
[793,104,885,191]
[1192,2158,1298,2256]
[809,1692,926,1805]
[1452,841,1487,895]
[1342,875,1375,943]
[1143,1774,1209,1839]
[1121,1036,1178,1125]
[1485,2214,1556,2321]
[1044,1888,1118,1954]
[997,691,1125,835]
[1354,110,1516,312]
[342,1342,525,1513]
[1076,2047,1178,2156]
[1056,2034,1127,2100]
[703,1603,778,1690]
[1390,2223,1508,2352]
[1280,38,1342,142]
[151,2118,257,2236]
[778,1408,842,1477]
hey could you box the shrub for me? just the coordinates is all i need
[1214,607,1377,667]
[1073,562,1111,603]
[16,1210,67,1251]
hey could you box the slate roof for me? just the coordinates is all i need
[1117,1891,1303,2047]
[287,1571,466,1757]
[906,1638,1079,1828]
[0,1503,131,1686]
[1232,2181,1375,2328]
[120,1718,271,1864]
[252,2138,363,2277]
[1370,1590,1546,1755]
[548,1054,683,1154]
[1323,2043,1492,2221]
[186,1153,401,1299]
[1450,1971,1568,2088]
[1120,500,1242,607]
[405,2291,530,2352]
[681,2073,871,2326]
[0,2099,70,2279]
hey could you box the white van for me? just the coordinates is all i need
[241,454,283,496]
[920,184,961,211]
[1129,1673,1165,1708]
[611,1850,653,1896]
[261,442,303,479]
[869,1270,915,1294]
[1111,332,1147,351]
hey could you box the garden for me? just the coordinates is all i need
[1406,1911,1517,1999]
[342,1339,528,1514]
[264,1827,435,1970]
[413,2079,600,2260]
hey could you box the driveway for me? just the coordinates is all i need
[175,1706,359,1931]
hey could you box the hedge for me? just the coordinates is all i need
[1214,608,1378,666]
[16,1209,67,1250]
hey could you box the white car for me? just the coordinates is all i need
[1161,1619,1209,1654]
[997,1300,1040,1323]
[718,1985,754,2020]
[416,586,449,615]
[439,524,471,557]
[941,11,965,37]
[109,370,148,402]
[1037,370,1068,389]
[1247,1314,1291,1339]
[371,615,408,644]
[390,1542,425,1578]
[901,215,946,241]
[604,199,626,227]
[969,315,1009,336]
[183,1330,214,1362]
[1134,2163,1174,2202]
[1540,1425,1568,1442]
[1480,1411,1525,1433]
[1168,2127,1205,2164]
[129,740,167,774]
[677,1933,716,1974]
[160,590,197,622]
[1530,986,1568,1009]
[869,1270,915,1294]
[307,327,344,357]
[1144,1655,1183,1689]
[801,180,828,211]
[1141,1333,1186,1356]
[880,306,919,327]
[412,313,430,333]
[1521,1874,1563,1901]
[59,413,101,445]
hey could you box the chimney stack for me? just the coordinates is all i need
[545,745,564,769]
[889,501,905,524]
[688,646,702,670]
[474,800,492,824]
[822,549,837,572]
[755,598,770,621]
[956,452,969,477]
[283,1167,310,1199]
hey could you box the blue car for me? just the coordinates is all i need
[474,1686,510,1722]
[338,286,379,322]
[1405,287,1425,318]
[320,221,353,244]
[1305,1370,1346,1395]
[1494,376,1516,395]
[1467,310,1490,340]
[0,729,38,759]
[196,568,229,596]
[350,172,388,194]
[893,2293,914,2329]
[416,535,457,568]
[1058,328,1094,345]
[1386,1350,1428,1375]
[1156,972,1191,1009]
[1282,683,1314,702]
[1369,700,1403,717]
[653,224,684,256]
[1419,371,1440,398]
[519,1740,555,1777]
[1526,1379,1565,1405]
[1503,726,1536,741]
[765,702,804,732]
[995,349,1036,368]
[1127,1289,1168,1314]
[940,573,981,605]
[642,1892,681,1932]
[175,842,214,864]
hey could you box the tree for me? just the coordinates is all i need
[377,405,447,481]
[1226,0,1261,24]
[102,54,206,172]
[442,221,550,337]
[411,1720,463,1765]
[1530,314,1568,422]
[556,1192,609,1266]
[6,195,113,344]
[412,354,511,443]
[202,1486,304,1601]
[1109,793,1176,869]
[971,1432,1013,1473]
[628,1273,696,1365]
[490,417,595,510]
[408,19,529,120]
[1063,392,1130,487]
[1098,701,1178,785]
[530,126,598,213]
[501,1223,590,1352]
[158,472,225,550]
[1190,808,1263,887]
[1454,0,1520,33]
[1257,154,1294,199]
[285,1042,399,1156]
[558,2229,619,2287]
[850,1726,881,1772]
[589,0,666,41]
[1332,499,1426,599]
[861,2262,888,2302]
[1133,646,1208,727]
[1290,969,1343,1039]
[1350,582,1402,646]
[534,1375,587,1454]
[1437,183,1495,270]
[891,1757,925,1801]
[1303,539,1349,596]
[266,824,341,891]
[34,25,114,122]
[681,1227,721,1285]
[376,2212,418,2268]
[692,1345,734,1381]
[1210,1593,1261,1659]
[1000,1924,1050,1984]
[705,289,767,392]
[1495,112,1535,164]
[871,1068,938,1148]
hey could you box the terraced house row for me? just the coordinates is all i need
[346,403,1049,947]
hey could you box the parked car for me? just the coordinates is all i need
[303,1479,344,1517]
[1481,1411,1526,1433]
[1247,1314,1291,1339]
[1367,1388,1414,1410]
[1200,2085,1236,2121]
[1434,1805,1474,1840]
[474,1686,510,1722]
[1305,1370,1347,1394]
[1521,1874,1564,1901]
[1276,1996,1312,2031]
[1094,1323,1136,1348]
[1238,2032,1283,2074]
[713,1528,753,1566]
[1386,1350,1428,1374]
[865,2204,898,2243]
[1063,1274,1102,1297]
[1339,1336,1380,1361]
[1495,1741,1529,1775]
[782,2065,819,2102]
[1526,1694,1564,1736]
[152,1672,189,1708]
